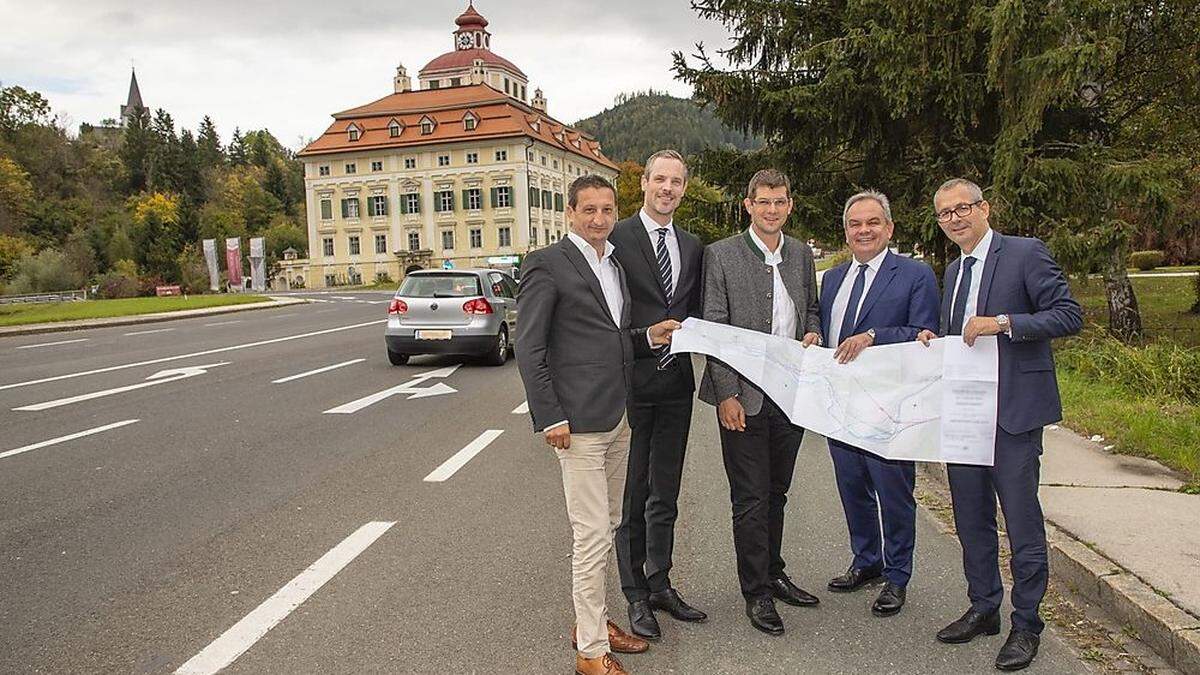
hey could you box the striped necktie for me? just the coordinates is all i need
[656,227,675,370]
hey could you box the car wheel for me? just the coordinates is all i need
[387,349,410,366]
[483,325,508,366]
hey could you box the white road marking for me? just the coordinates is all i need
[323,365,460,414]
[174,520,395,675]
[0,419,140,461]
[124,328,175,336]
[512,400,529,414]
[272,358,365,384]
[269,313,297,319]
[15,338,89,350]
[423,430,504,482]
[332,296,356,300]
[0,320,386,392]
[14,363,230,411]
[203,320,242,327]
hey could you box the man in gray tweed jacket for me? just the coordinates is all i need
[699,168,823,636]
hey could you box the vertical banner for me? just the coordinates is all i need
[249,237,266,292]
[202,239,220,292]
[225,237,243,290]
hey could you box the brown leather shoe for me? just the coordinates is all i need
[575,652,629,675]
[571,621,650,654]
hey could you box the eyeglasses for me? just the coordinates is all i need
[751,198,790,209]
[935,200,983,222]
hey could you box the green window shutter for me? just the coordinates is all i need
[399,194,408,214]
[462,189,469,209]
[490,187,498,208]
[450,191,456,211]
[555,193,564,212]
[367,198,376,217]
[340,199,349,218]
[529,186,539,207]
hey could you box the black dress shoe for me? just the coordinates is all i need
[995,629,1040,671]
[648,588,708,623]
[770,577,820,607]
[627,600,661,641]
[827,564,884,592]
[936,608,1001,644]
[746,597,784,635]
[871,582,906,617]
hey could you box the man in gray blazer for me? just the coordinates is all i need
[515,174,680,675]
[699,168,823,636]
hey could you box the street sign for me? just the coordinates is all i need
[442,260,455,269]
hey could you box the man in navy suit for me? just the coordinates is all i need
[917,178,1081,671]
[818,190,940,618]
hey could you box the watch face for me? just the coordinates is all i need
[457,33,473,49]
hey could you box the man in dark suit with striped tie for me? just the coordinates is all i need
[610,150,707,640]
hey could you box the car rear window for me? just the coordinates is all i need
[397,273,483,298]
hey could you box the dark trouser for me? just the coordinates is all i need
[718,398,803,600]
[615,395,693,602]
[828,439,916,586]
[947,427,1047,634]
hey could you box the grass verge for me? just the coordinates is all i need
[0,294,271,327]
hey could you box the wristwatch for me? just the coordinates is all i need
[866,328,876,343]
[995,314,1010,331]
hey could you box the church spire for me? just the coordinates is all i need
[120,68,145,126]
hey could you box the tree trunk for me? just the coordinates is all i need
[1102,245,1143,342]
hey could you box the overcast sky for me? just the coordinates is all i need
[0,0,734,150]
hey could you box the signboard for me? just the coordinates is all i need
[249,237,266,291]
[202,239,220,292]
[225,238,243,289]
[442,259,455,270]
[486,255,520,264]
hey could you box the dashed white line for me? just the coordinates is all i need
[423,430,504,482]
[174,521,396,675]
[272,358,365,384]
[15,338,89,350]
[512,400,529,414]
[0,419,140,461]
[124,328,175,336]
[203,320,242,327]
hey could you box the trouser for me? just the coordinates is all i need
[558,416,631,658]
[828,439,917,586]
[718,398,803,600]
[616,395,693,602]
[947,426,1047,634]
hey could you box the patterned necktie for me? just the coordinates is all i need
[949,256,977,335]
[656,227,675,369]
[836,263,869,346]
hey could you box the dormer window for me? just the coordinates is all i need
[531,119,541,132]
[347,123,361,142]
[420,116,436,135]
[388,119,402,138]
[463,111,478,132]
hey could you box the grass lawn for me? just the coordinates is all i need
[1069,275,1200,347]
[0,294,270,327]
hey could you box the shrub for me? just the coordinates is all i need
[375,271,393,285]
[7,248,86,293]
[1058,335,1200,405]
[826,248,852,267]
[1128,250,1165,271]
[95,270,140,298]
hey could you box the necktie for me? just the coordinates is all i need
[836,263,869,346]
[949,256,977,335]
[656,227,675,370]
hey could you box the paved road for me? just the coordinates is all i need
[0,293,1093,674]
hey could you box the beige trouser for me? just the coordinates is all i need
[557,415,631,659]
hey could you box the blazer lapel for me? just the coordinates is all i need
[561,241,616,326]
[976,232,1004,316]
[676,229,696,300]
[632,220,668,305]
[940,258,959,335]
[853,251,899,332]
[615,256,632,329]
[820,263,849,345]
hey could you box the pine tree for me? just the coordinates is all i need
[228,127,247,167]
[196,115,224,169]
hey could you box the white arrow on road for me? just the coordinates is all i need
[13,362,231,412]
[323,365,460,414]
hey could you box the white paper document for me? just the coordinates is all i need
[671,318,998,465]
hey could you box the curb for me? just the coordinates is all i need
[0,297,310,338]
[917,462,1200,674]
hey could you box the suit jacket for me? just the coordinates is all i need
[515,238,654,434]
[699,230,822,416]
[819,250,940,347]
[610,214,704,400]
[938,232,1082,435]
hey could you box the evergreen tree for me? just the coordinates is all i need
[196,115,224,169]
[119,108,152,192]
[228,127,247,166]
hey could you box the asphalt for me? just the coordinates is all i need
[1,293,1097,673]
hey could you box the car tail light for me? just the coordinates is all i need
[387,298,408,315]
[462,297,494,315]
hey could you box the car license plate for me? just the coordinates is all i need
[416,330,452,340]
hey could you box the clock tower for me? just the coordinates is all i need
[454,2,491,51]
[417,3,531,102]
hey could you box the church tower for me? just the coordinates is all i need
[119,69,145,126]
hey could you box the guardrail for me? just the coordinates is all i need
[0,289,88,305]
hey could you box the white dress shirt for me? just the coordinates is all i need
[828,247,889,346]
[747,228,798,339]
[638,208,681,293]
[950,227,995,326]
[567,231,623,325]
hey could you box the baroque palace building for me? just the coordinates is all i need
[285,2,618,288]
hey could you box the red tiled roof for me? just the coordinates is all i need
[455,4,488,29]
[299,84,617,171]
[420,48,527,80]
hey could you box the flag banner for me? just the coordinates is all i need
[249,237,266,292]
[225,237,243,289]
[202,239,220,292]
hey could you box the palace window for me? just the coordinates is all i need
[368,195,388,217]
[530,226,538,245]
[466,152,478,164]
[469,228,482,248]
[463,112,478,131]
[408,232,421,251]
[438,154,451,167]
[420,116,435,134]
[442,230,455,250]
[375,234,387,254]
[492,186,512,208]
[436,190,455,212]
[388,120,401,137]
[347,124,360,142]
[341,198,360,219]
[371,160,383,172]
[319,199,332,220]
[318,165,330,176]
[402,193,421,214]
[404,157,416,169]
[498,226,511,247]
[322,237,334,257]
[349,235,361,256]
[465,188,482,210]
[495,149,507,161]
[345,163,356,174]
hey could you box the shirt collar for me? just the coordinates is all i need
[567,231,615,264]
[747,227,783,264]
[852,247,889,273]
[639,208,674,236]
[960,227,994,264]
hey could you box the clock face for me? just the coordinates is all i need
[457,33,473,49]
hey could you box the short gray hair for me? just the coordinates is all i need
[644,149,689,182]
[842,190,892,226]
[933,178,984,207]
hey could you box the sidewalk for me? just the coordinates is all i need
[921,426,1200,673]
[0,297,309,338]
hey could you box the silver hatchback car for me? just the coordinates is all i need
[385,268,518,366]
